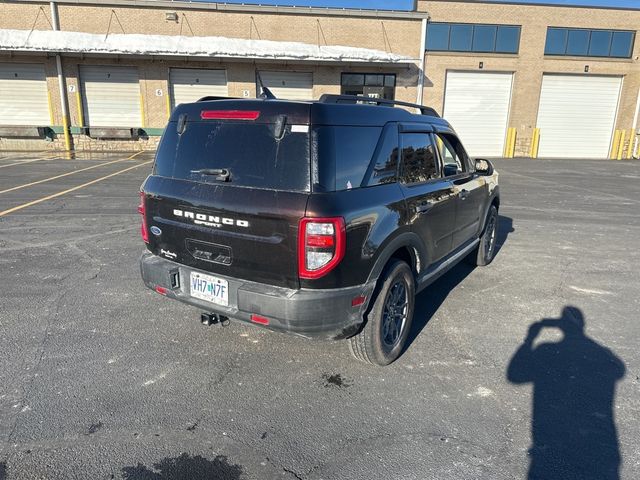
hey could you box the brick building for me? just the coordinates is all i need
[0,0,638,158]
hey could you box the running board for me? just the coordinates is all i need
[416,239,479,293]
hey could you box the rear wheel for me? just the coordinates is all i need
[349,259,415,366]
[469,205,498,266]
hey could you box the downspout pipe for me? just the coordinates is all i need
[416,18,428,110]
[50,1,73,154]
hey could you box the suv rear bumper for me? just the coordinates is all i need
[140,252,375,340]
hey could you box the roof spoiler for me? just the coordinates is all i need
[318,94,440,117]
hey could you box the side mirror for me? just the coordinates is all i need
[475,158,494,176]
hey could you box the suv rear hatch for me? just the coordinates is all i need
[141,100,312,289]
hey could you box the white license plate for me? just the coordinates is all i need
[190,272,229,307]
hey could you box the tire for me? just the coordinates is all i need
[348,259,415,366]
[469,205,499,267]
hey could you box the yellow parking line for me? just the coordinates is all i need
[0,151,62,169]
[0,151,145,194]
[0,160,153,217]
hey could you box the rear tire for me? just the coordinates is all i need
[349,260,415,366]
[469,205,499,267]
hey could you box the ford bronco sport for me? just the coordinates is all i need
[139,94,500,366]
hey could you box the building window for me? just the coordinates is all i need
[341,73,396,100]
[426,23,521,54]
[544,27,635,58]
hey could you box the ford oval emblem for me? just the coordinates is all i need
[150,226,162,236]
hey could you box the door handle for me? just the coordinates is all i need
[459,189,469,200]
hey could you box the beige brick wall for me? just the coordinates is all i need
[418,0,640,156]
[2,0,639,156]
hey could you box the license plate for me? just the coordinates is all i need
[190,272,229,307]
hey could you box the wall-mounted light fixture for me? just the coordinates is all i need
[584,65,590,73]
[165,12,178,22]
[479,61,484,70]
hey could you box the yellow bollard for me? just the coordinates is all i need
[529,128,540,159]
[76,90,84,127]
[616,130,626,160]
[626,129,634,159]
[610,130,621,159]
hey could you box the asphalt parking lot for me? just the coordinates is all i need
[0,152,639,480]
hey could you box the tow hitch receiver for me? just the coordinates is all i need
[200,312,230,327]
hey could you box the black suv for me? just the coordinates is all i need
[139,95,500,365]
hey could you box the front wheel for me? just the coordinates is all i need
[348,259,415,366]
[470,205,499,266]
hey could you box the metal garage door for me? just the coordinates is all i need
[536,75,622,159]
[258,71,313,100]
[443,71,513,157]
[0,63,50,126]
[80,66,141,127]
[170,68,228,107]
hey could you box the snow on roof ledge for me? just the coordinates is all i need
[0,29,413,64]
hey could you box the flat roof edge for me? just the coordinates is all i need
[9,0,430,20]
[416,0,639,13]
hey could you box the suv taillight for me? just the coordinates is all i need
[138,191,149,244]
[298,217,345,279]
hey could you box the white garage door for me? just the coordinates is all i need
[536,75,622,159]
[170,68,228,107]
[80,66,141,127]
[443,71,513,157]
[258,71,313,100]
[0,63,50,126]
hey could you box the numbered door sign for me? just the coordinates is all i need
[68,84,76,93]
[155,89,163,97]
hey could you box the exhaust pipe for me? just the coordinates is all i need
[201,312,230,327]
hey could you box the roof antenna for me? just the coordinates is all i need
[256,71,276,100]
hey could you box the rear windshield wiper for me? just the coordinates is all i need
[190,168,231,182]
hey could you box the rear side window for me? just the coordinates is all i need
[399,133,438,184]
[313,126,382,192]
[154,120,310,192]
[366,124,399,186]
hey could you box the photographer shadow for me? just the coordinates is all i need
[507,307,625,479]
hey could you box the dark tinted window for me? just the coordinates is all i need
[427,23,521,54]
[154,120,310,192]
[450,24,473,51]
[400,133,438,184]
[314,126,382,192]
[545,27,634,58]
[611,31,634,58]
[545,28,567,55]
[589,30,612,57]
[340,73,396,100]
[366,125,399,186]
[566,29,589,56]
[426,23,450,51]
[496,26,520,53]
[473,25,497,52]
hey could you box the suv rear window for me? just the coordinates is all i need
[154,121,311,192]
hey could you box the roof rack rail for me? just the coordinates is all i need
[318,94,440,117]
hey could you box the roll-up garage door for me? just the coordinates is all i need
[443,71,513,157]
[80,66,141,127]
[257,71,313,100]
[0,63,50,126]
[536,75,622,159]
[170,68,228,107]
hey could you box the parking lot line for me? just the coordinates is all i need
[0,151,145,194]
[0,160,153,217]
[0,151,60,169]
